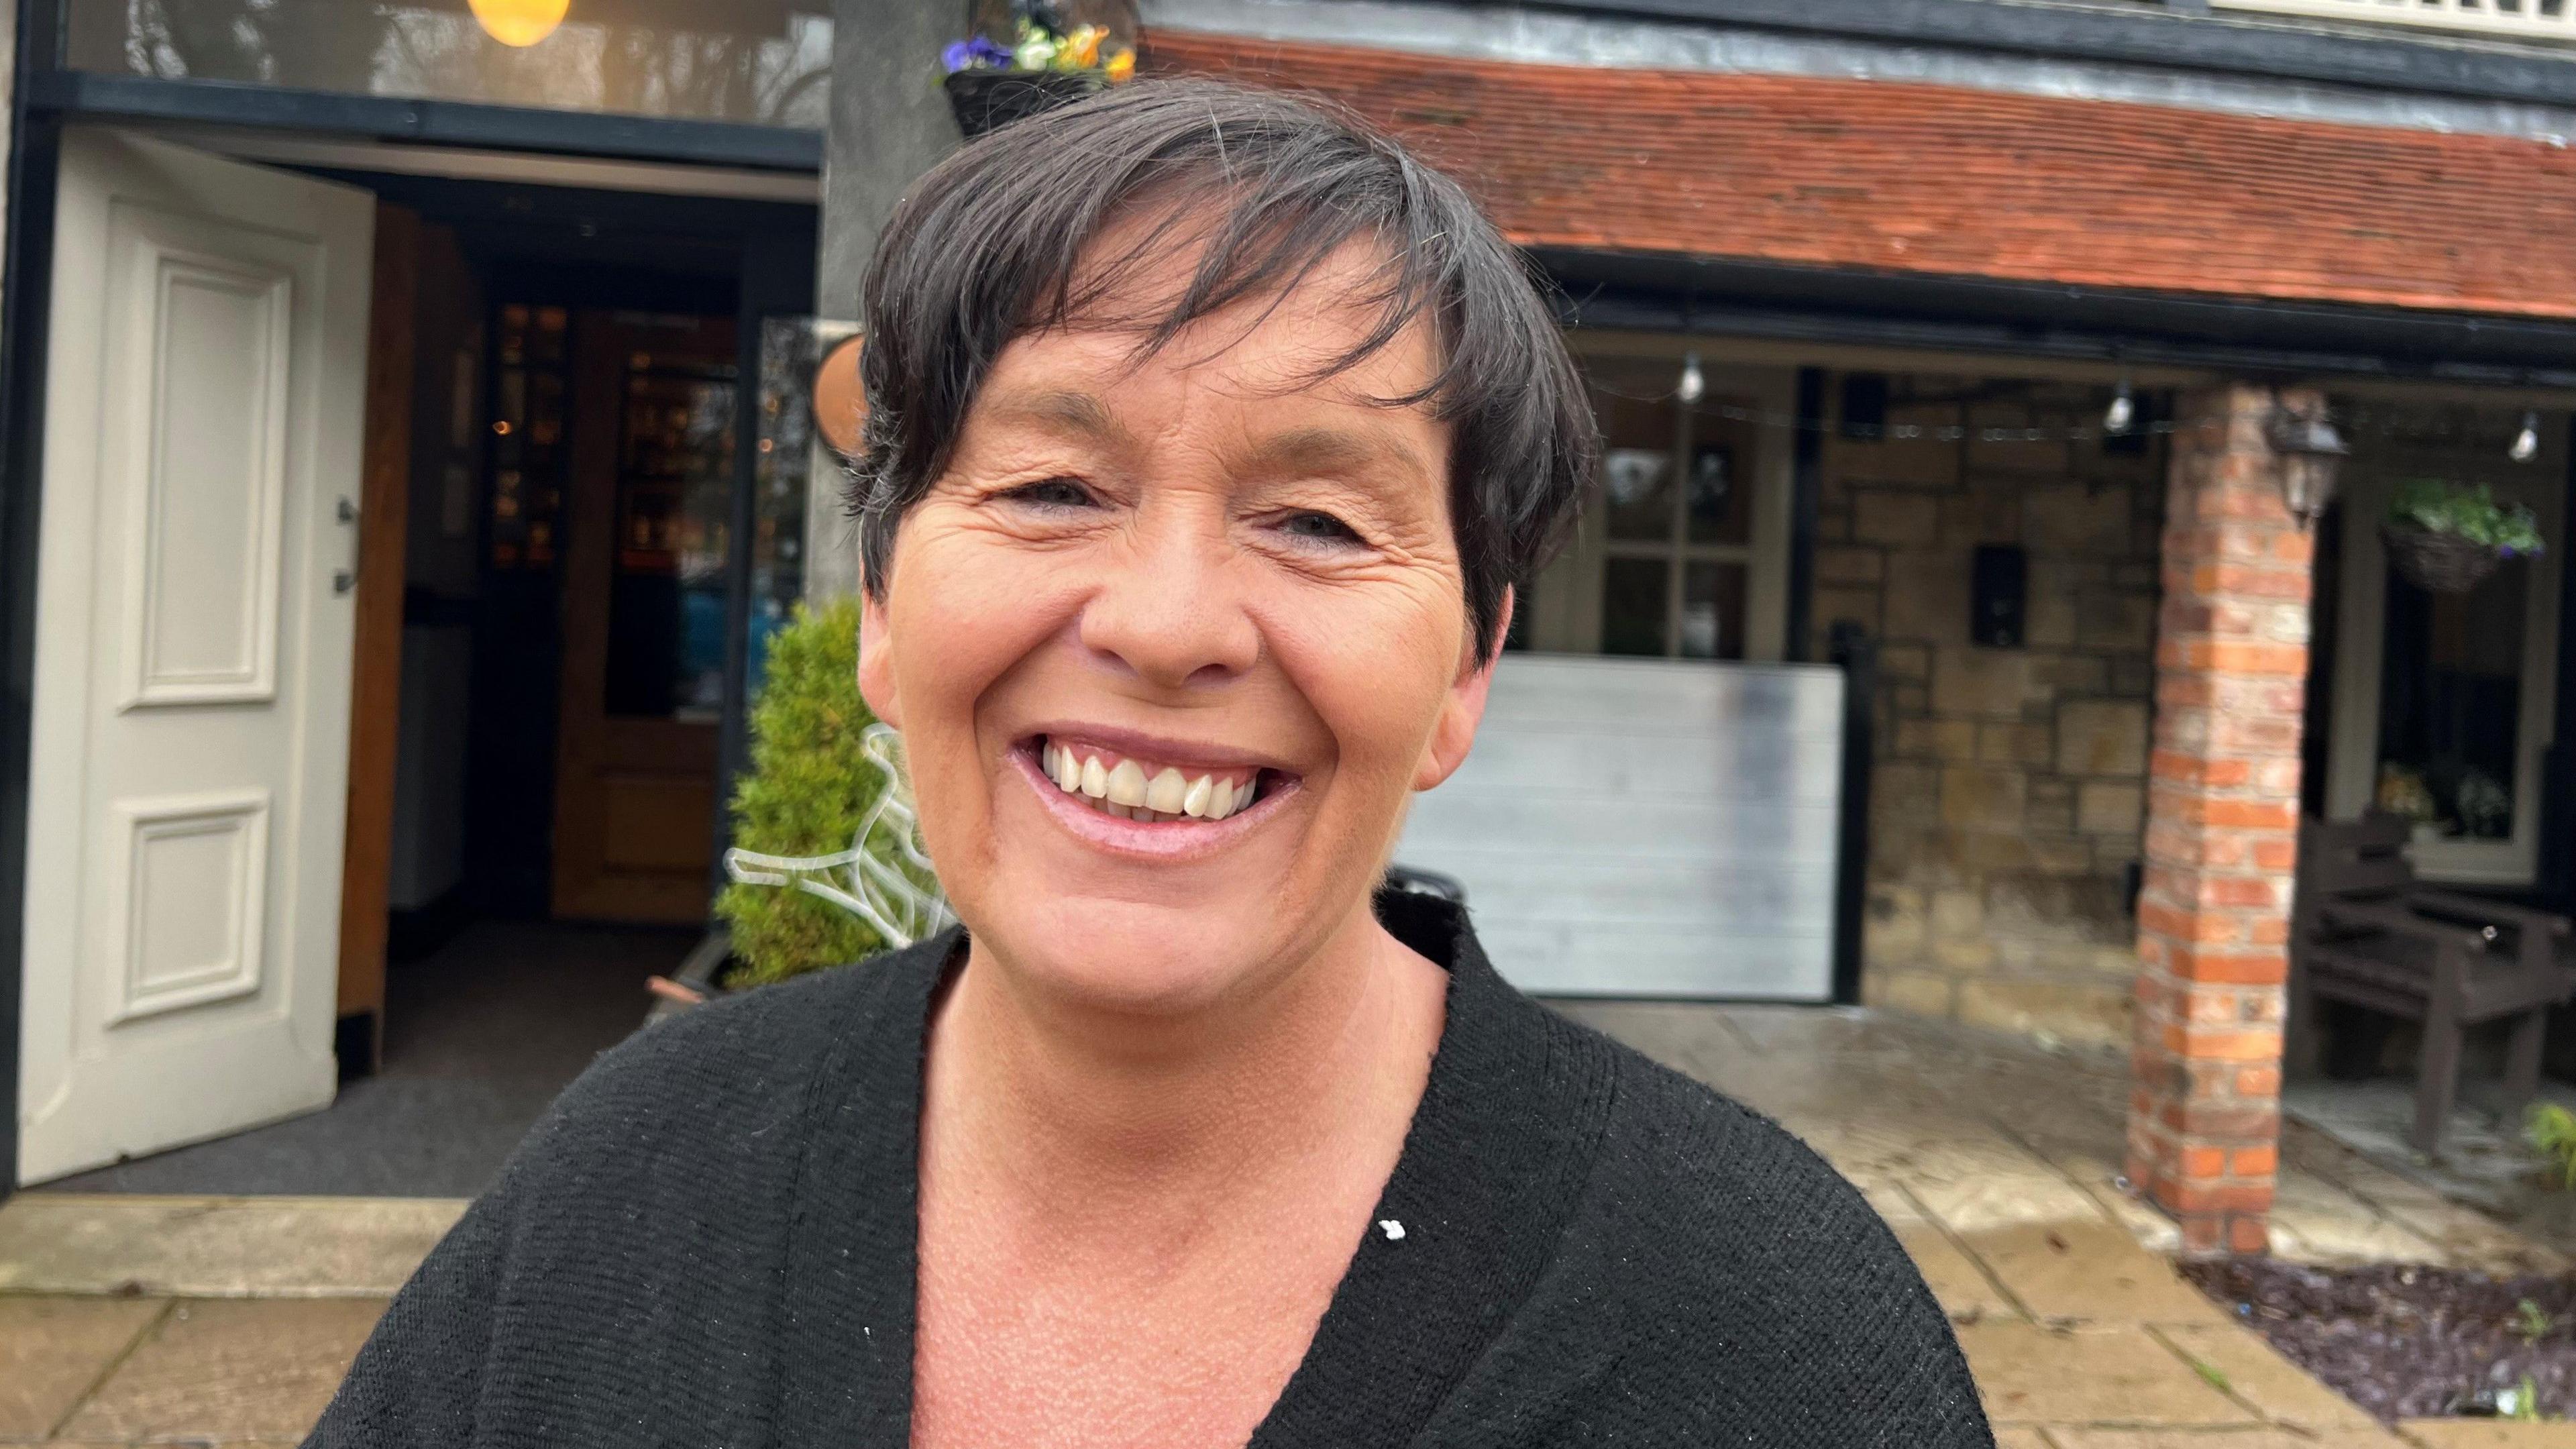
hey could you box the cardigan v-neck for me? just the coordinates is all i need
[310,894,1992,1447]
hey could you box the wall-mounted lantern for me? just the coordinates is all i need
[2264,394,2347,529]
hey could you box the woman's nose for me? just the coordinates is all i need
[1076,521,1259,690]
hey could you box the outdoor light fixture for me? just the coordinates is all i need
[1676,351,1705,406]
[2103,379,2135,437]
[2264,394,2347,528]
[471,0,570,47]
[2512,410,2542,464]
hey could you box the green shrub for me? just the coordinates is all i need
[2531,1102,2576,1190]
[714,598,923,987]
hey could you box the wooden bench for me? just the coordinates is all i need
[2290,814,2575,1155]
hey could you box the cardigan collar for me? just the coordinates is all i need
[771,890,1621,1446]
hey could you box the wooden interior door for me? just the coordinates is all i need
[551,311,739,923]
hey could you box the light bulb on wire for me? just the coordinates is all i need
[2104,379,2135,437]
[2511,410,2541,464]
[1676,351,1705,406]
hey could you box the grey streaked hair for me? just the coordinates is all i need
[849,76,1599,657]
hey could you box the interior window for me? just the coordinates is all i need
[2373,566,2528,841]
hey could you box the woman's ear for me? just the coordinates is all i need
[856,586,904,731]
[1413,586,1511,792]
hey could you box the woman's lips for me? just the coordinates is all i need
[1010,739,1297,857]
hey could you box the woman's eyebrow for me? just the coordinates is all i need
[983,388,1126,444]
[1241,425,1432,492]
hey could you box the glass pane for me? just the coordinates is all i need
[1601,557,1670,657]
[1584,357,1680,543]
[2373,566,2527,841]
[488,305,569,570]
[1602,448,1674,543]
[604,319,737,721]
[745,317,855,695]
[67,0,834,127]
[1683,419,1752,545]
[1680,561,1748,661]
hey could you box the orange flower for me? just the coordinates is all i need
[1064,24,1103,68]
[1105,46,1135,83]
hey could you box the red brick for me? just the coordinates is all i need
[2237,1065,2282,1097]
[2228,1216,2271,1255]
[2232,1145,2279,1176]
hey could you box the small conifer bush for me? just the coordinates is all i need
[714,598,904,986]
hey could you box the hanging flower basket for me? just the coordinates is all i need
[944,68,1104,138]
[2380,480,2544,595]
[2381,523,2504,594]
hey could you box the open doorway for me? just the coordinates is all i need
[38,158,824,1195]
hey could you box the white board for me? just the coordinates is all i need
[1397,654,1843,1000]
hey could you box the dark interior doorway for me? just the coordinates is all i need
[42,166,821,1197]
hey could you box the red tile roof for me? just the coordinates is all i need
[1144,31,2576,322]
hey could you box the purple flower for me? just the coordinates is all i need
[942,36,1012,72]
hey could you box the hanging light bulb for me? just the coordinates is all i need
[471,0,570,47]
[2104,378,2135,437]
[1676,351,1705,406]
[2511,410,2541,464]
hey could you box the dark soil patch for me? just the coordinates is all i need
[2182,1258,2576,1421]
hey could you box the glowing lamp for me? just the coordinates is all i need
[471,0,570,48]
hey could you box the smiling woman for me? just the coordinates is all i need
[309,80,1994,1449]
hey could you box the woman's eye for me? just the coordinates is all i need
[1004,478,1096,510]
[1277,511,1361,545]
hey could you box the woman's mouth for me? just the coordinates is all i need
[1026,735,1275,824]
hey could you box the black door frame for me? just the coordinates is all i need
[0,0,822,1193]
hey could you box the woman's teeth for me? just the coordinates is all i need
[1042,741,1258,822]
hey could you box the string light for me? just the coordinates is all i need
[1676,351,1705,406]
[2104,378,2135,437]
[2511,410,2541,463]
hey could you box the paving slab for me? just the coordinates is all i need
[53,1297,386,1442]
[2054,1430,2403,1447]
[1955,1320,2249,1427]
[1966,1221,2231,1326]
[0,1295,168,1439]
[0,1195,460,1297]
[1896,1220,2023,1321]
[2152,1321,2383,1436]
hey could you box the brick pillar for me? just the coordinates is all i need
[2126,384,2318,1258]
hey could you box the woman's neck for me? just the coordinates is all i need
[920,896,1448,1241]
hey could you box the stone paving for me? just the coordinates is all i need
[1,1000,2573,1444]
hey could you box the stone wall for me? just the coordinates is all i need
[1813,374,2167,1046]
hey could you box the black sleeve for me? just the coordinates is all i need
[301,1163,520,1445]
[1597,1065,1998,1448]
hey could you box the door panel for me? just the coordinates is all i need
[549,310,736,923]
[18,130,373,1184]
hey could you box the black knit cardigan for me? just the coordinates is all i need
[307,892,1994,1447]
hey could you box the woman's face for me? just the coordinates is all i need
[859,241,1497,1015]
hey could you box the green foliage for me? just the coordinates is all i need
[2528,1102,2576,1190]
[713,598,892,987]
[2520,1297,2557,1347]
[2388,479,2546,555]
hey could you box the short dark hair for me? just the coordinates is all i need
[850,77,1598,656]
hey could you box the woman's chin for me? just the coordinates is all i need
[971,896,1294,1018]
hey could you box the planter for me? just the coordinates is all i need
[2383,522,2506,595]
[945,69,1102,138]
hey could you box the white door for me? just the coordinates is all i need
[16,129,373,1184]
